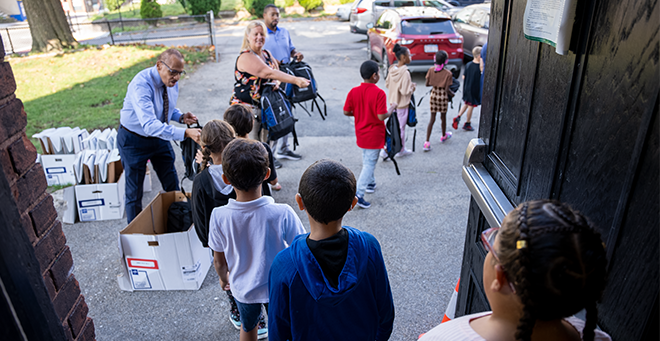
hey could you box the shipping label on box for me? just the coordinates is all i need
[74,172,126,221]
[117,191,211,291]
[41,154,77,186]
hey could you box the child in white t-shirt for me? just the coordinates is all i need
[208,138,305,341]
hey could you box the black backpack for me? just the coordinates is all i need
[280,61,327,120]
[260,86,298,147]
[447,77,460,109]
[167,189,193,233]
[384,110,402,175]
[180,122,202,181]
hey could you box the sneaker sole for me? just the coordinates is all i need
[275,154,301,161]
[258,330,268,340]
[229,315,241,330]
[365,189,375,193]
[357,203,371,209]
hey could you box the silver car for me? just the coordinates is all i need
[350,0,461,34]
[452,2,490,58]
[336,2,353,21]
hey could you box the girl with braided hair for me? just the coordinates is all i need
[420,199,611,341]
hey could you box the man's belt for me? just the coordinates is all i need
[120,124,159,140]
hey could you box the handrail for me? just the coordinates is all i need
[461,138,514,227]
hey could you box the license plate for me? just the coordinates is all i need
[424,44,438,53]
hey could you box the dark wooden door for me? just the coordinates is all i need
[456,0,659,339]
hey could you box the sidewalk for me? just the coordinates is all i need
[56,19,478,340]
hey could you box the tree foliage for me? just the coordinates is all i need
[298,0,322,11]
[187,0,221,15]
[242,0,272,15]
[140,0,163,19]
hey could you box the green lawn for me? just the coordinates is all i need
[9,45,213,153]
[93,1,240,21]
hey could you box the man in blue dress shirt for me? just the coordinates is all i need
[118,48,201,223]
[263,4,304,162]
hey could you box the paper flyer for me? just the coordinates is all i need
[523,0,578,55]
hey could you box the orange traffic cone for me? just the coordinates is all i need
[441,279,460,323]
[418,279,461,339]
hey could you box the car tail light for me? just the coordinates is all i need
[449,38,463,44]
[353,7,367,14]
[400,38,414,45]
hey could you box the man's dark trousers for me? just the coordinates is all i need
[117,125,180,223]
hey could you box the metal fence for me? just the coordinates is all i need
[1,11,218,61]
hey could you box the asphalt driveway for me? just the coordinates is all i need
[59,18,481,340]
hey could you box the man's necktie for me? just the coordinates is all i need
[162,85,169,123]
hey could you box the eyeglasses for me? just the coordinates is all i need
[481,226,518,293]
[481,227,501,261]
[160,61,186,77]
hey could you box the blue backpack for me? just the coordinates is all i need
[280,61,327,120]
[260,86,298,147]
[407,94,418,151]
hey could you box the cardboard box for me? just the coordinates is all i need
[75,172,126,222]
[40,154,77,186]
[63,164,152,224]
[117,191,211,291]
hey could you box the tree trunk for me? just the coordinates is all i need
[23,0,78,52]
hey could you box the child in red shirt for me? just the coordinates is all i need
[343,61,391,209]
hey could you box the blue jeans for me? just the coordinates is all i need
[356,148,379,198]
[235,300,268,332]
[117,125,180,223]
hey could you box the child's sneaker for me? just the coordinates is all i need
[462,122,474,131]
[380,149,388,159]
[396,149,412,157]
[452,116,461,130]
[441,132,453,143]
[257,314,268,339]
[356,196,371,209]
[229,312,241,330]
[366,183,377,193]
[423,141,431,151]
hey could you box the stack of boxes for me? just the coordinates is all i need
[34,128,209,293]
[32,127,151,223]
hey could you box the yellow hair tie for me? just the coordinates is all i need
[516,240,528,249]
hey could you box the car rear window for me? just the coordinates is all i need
[401,19,454,35]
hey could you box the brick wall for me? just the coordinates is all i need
[0,38,95,340]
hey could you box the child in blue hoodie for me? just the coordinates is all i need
[268,159,395,341]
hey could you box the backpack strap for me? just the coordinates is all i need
[291,123,299,151]
[412,129,416,152]
[294,102,313,117]
[389,157,401,175]
[315,93,327,120]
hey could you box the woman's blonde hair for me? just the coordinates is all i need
[241,21,268,51]
[200,120,236,171]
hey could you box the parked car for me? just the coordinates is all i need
[350,0,461,34]
[367,7,463,78]
[336,2,353,21]
[452,2,489,59]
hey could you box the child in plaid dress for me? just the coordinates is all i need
[424,50,454,151]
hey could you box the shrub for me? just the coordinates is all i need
[140,0,163,19]
[187,0,221,16]
[243,0,272,15]
[340,0,352,4]
[299,0,322,11]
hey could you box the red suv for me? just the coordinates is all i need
[367,7,463,77]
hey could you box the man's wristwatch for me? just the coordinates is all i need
[179,115,184,124]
